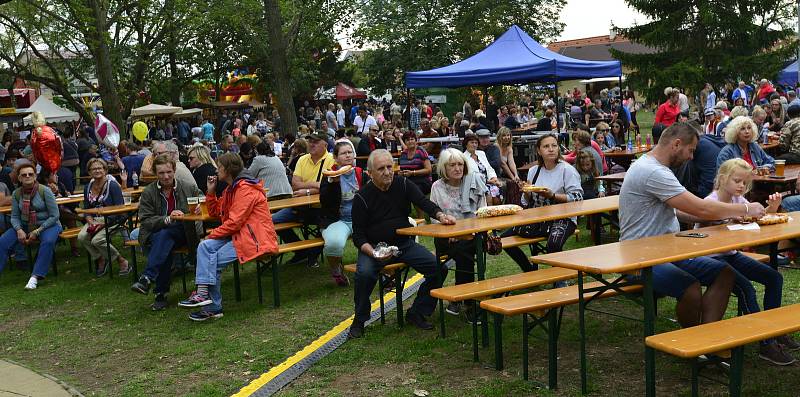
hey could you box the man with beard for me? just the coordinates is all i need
[620,122,765,330]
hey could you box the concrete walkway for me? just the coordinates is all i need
[0,359,79,397]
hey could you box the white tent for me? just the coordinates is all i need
[130,103,182,117]
[171,108,203,118]
[20,96,80,124]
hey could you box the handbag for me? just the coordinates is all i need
[484,230,502,255]
[512,165,552,238]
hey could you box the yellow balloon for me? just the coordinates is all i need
[132,121,148,141]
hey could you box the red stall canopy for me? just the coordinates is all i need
[335,83,367,100]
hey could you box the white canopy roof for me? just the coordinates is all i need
[171,108,202,118]
[130,103,182,117]
[20,96,80,124]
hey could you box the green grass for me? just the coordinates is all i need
[2,216,800,396]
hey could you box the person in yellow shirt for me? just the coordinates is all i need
[274,132,333,265]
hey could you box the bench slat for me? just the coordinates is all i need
[343,262,408,273]
[274,222,303,232]
[277,238,324,254]
[500,235,545,248]
[431,267,578,301]
[741,251,769,263]
[59,227,83,239]
[646,304,800,358]
[480,281,643,316]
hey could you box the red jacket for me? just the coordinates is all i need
[206,177,278,263]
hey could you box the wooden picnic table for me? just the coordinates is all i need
[396,195,619,280]
[75,203,140,276]
[596,172,626,183]
[269,194,320,211]
[603,146,651,158]
[0,196,85,214]
[531,213,800,397]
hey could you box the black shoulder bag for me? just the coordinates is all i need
[512,165,553,238]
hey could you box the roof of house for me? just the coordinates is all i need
[547,34,656,61]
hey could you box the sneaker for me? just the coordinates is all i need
[381,274,396,292]
[406,310,434,331]
[348,322,365,339]
[465,305,482,325]
[759,343,796,366]
[95,262,108,277]
[24,277,37,290]
[777,254,790,266]
[131,276,151,295]
[189,309,223,321]
[179,291,212,308]
[332,273,350,287]
[118,265,133,277]
[445,302,462,316]
[776,335,800,352]
[150,298,169,311]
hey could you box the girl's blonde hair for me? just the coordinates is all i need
[714,158,753,193]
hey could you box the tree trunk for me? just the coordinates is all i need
[263,0,297,138]
[88,0,126,138]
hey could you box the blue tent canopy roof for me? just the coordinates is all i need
[405,25,622,88]
[778,60,798,87]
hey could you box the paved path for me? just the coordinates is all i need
[0,359,78,397]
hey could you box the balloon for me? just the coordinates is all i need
[104,128,120,148]
[30,112,62,173]
[132,121,149,141]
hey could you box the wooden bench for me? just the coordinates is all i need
[480,281,643,389]
[125,239,189,291]
[251,238,325,307]
[500,228,581,251]
[343,262,410,326]
[646,304,800,397]
[431,267,578,360]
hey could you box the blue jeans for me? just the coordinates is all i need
[718,252,783,314]
[195,238,238,311]
[142,224,187,295]
[321,220,352,257]
[782,195,800,212]
[0,224,62,278]
[353,238,443,325]
[646,256,730,299]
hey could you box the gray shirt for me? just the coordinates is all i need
[524,161,583,223]
[248,155,293,198]
[619,154,686,241]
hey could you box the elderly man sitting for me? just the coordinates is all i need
[348,150,456,338]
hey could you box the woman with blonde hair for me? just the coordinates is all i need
[655,87,681,127]
[494,127,518,181]
[716,116,774,170]
[188,145,223,195]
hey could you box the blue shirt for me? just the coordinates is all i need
[201,122,214,140]
[122,154,145,185]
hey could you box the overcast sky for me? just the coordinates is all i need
[557,0,650,41]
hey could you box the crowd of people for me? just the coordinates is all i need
[0,81,799,369]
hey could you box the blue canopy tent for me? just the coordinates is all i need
[405,25,622,88]
[777,60,798,88]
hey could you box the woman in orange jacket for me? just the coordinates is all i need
[179,153,278,321]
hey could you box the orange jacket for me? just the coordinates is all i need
[206,176,278,263]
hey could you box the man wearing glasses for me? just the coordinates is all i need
[356,126,385,169]
[141,141,197,190]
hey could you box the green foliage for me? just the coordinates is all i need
[612,0,797,103]
[351,0,564,92]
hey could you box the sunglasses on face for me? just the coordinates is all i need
[19,173,34,178]
[598,129,610,132]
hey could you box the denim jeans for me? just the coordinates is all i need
[718,252,783,314]
[782,195,800,212]
[353,238,443,325]
[195,238,238,311]
[321,220,352,257]
[142,223,187,295]
[0,224,62,277]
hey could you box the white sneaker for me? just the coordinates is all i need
[24,277,37,290]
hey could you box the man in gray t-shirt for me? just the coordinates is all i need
[619,122,764,329]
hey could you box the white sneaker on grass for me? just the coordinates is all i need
[24,277,37,290]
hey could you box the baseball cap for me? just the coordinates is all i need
[305,132,328,141]
[704,108,715,116]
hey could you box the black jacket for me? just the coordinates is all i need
[318,166,369,229]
